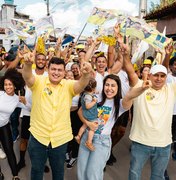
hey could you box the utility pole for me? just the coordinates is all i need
[44,0,50,16]
[139,0,147,19]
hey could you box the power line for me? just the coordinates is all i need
[50,1,65,12]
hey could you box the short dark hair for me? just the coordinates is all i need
[96,54,107,62]
[71,62,81,69]
[146,56,154,62]
[36,53,46,59]
[78,50,86,54]
[48,57,65,68]
[169,56,176,66]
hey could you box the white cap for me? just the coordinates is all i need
[150,64,167,75]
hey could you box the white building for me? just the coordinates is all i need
[0,0,32,51]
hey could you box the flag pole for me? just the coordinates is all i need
[75,22,88,44]
[21,39,33,52]
[75,7,97,44]
[123,16,127,44]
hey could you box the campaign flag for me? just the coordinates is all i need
[153,26,167,65]
[117,16,172,50]
[35,16,54,36]
[62,35,74,46]
[36,36,46,55]
[9,19,35,39]
[131,40,149,64]
[5,28,15,38]
[11,18,35,35]
[9,27,30,39]
[96,26,116,46]
[50,27,68,39]
[87,7,121,26]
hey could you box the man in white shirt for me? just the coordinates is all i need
[122,41,175,180]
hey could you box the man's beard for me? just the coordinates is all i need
[36,65,45,70]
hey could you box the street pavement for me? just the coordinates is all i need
[1,124,176,180]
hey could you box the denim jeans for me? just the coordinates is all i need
[77,131,111,180]
[129,141,171,180]
[28,134,67,180]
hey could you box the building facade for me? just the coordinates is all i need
[0,0,31,51]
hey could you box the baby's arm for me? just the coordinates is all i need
[85,96,97,109]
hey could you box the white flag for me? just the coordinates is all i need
[35,16,54,36]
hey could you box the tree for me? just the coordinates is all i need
[149,0,175,13]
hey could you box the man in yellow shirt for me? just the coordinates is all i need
[22,55,92,180]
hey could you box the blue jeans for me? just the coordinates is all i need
[77,131,111,180]
[28,134,67,180]
[129,141,171,180]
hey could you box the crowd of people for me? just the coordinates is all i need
[0,23,176,180]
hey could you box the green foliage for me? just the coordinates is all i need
[149,1,159,12]
[149,0,175,13]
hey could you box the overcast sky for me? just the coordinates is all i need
[0,0,160,36]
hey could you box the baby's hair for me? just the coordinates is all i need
[84,78,97,92]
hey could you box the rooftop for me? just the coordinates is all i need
[145,2,176,20]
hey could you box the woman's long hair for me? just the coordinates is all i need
[99,74,122,121]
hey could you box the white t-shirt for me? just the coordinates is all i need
[71,95,80,107]
[130,79,176,147]
[32,69,48,77]
[20,86,32,117]
[167,73,176,115]
[95,71,109,103]
[0,91,23,127]
[117,70,130,98]
[21,70,48,117]
[65,62,74,71]
[96,99,126,135]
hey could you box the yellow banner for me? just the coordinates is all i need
[117,16,172,50]
[88,7,121,26]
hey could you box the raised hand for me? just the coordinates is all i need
[81,62,93,75]
[165,42,174,56]
[94,37,101,46]
[18,90,26,105]
[17,48,24,60]
[113,23,121,38]
[142,74,151,90]
[86,36,94,46]
[23,52,35,65]
[118,37,130,56]
[56,37,62,46]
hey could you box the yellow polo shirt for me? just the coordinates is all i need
[29,76,76,148]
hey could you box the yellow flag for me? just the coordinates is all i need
[36,36,46,55]
[97,36,116,46]
[118,16,172,51]
[87,7,119,26]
